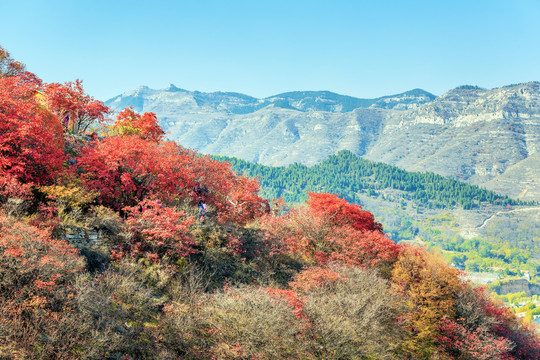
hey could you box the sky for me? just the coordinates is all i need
[1,0,540,102]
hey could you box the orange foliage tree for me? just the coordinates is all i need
[391,245,462,358]
[109,107,165,142]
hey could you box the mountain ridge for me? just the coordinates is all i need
[105,81,540,201]
[106,85,436,114]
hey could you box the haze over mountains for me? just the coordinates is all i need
[105,82,540,202]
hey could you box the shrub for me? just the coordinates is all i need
[205,286,307,359]
[74,260,167,359]
[294,265,405,359]
[118,199,195,264]
[0,214,86,359]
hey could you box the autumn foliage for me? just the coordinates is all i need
[0,214,86,358]
[43,79,109,134]
[0,46,25,78]
[0,46,538,359]
[117,199,195,262]
[260,192,399,269]
[0,73,65,192]
[109,106,165,142]
[307,191,383,232]
[0,214,83,300]
[77,136,194,209]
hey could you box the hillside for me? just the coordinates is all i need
[215,150,532,209]
[1,46,539,359]
[106,82,540,202]
[214,151,540,269]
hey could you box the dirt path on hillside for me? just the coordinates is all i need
[477,206,540,229]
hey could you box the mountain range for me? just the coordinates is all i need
[105,82,540,202]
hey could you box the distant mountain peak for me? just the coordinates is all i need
[165,83,186,92]
[107,86,436,115]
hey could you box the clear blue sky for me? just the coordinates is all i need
[2,0,539,101]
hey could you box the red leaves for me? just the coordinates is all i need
[437,317,514,360]
[0,46,26,77]
[76,134,268,226]
[326,228,400,267]
[265,288,304,320]
[0,73,65,189]
[0,214,83,301]
[77,136,193,209]
[260,193,399,268]
[307,192,383,233]
[187,155,269,225]
[217,175,268,225]
[472,287,540,360]
[289,266,346,293]
[121,199,195,261]
[43,79,110,134]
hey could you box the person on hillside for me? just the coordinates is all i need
[198,200,207,225]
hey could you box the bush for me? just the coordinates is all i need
[0,214,86,359]
[205,286,307,359]
[294,265,405,359]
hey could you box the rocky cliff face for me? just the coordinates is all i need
[105,82,540,201]
[365,83,540,201]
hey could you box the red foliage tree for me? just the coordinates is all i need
[116,199,195,262]
[77,136,195,210]
[216,175,268,225]
[43,79,110,134]
[0,72,65,195]
[78,135,268,225]
[437,316,514,360]
[260,193,399,268]
[477,288,540,360]
[307,192,383,233]
[188,155,269,225]
[109,107,165,142]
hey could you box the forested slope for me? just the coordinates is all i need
[215,150,533,209]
